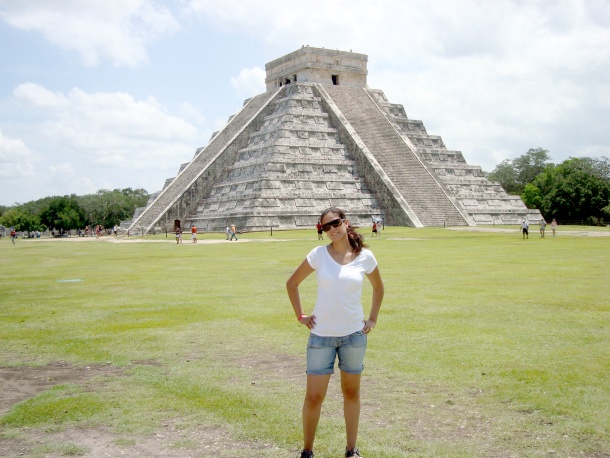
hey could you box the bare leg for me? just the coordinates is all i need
[341,371,362,451]
[303,374,331,451]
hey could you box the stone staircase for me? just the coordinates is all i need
[368,90,542,224]
[127,89,280,232]
[189,84,383,231]
[319,85,469,227]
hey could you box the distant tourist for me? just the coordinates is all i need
[521,220,529,239]
[539,219,546,238]
[372,222,378,237]
[95,225,101,239]
[229,224,238,241]
[113,225,118,237]
[175,227,182,244]
[551,218,557,237]
[191,224,197,243]
[316,220,323,240]
[286,207,384,458]
[10,228,16,244]
[225,225,230,240]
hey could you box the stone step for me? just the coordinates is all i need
[187,83,384,232]
[128,90,277,231]
[366,93,540,223]
[319,85,472,227]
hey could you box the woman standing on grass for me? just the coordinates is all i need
[286,207,384,458]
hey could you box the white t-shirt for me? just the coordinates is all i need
[306,245,378,337]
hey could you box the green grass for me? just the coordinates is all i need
[31,442,88,457]
[1,227,609,457]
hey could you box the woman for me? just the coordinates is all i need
[286,207,384,458]
[551,218,557,237]
[539,218,546,238]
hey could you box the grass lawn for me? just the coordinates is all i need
[1,226,608,457]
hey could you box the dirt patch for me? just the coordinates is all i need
[2,423,281,457]
[0,361,287,457]
[234,352,304,384]
[0,362,123,417]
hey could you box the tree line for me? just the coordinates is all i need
[487,148,610,225]
[0,188,149,234]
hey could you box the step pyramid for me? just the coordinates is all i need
[126,47,540,233]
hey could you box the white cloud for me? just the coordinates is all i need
[0,129,37,178]
[12,83,199,170]
[230,67,266,98]
[185,0,610,169]
[45,165,100,197]
[179,102,206,124]
[49,162,75,177]
[12,83,68,108]
[0,0,180,67]
[1,83,202,203]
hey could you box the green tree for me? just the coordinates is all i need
[0,208,40,232]
[78,188,148,228]
[487,159,519,194]
[513,148,551,188]
[39,196,86,233]
[16,196,56,217]
[1,188,148,233]
[534,157,610,222]
[521,183,543,209]
[488,148,551,195]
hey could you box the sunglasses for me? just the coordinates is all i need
[321,218,345,232]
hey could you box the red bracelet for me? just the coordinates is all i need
[298,314,306,321]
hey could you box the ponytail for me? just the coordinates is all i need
[346,225,366,256]
[320,207,367,256]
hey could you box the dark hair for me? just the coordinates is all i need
[320,207,367,256]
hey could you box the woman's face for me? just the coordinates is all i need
[321,212,347,241]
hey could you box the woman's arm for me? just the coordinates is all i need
[286,258,316,328]
[363,266,384,333]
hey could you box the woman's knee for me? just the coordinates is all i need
[342,384,360,401]
[341,372,362,401]
[304,390,326,408]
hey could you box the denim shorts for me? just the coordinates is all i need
[306,331,367,375]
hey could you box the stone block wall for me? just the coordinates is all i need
[265,47,368,91]
[127,89,280,233]
[189,83,383,231]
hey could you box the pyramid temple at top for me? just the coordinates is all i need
[125,46,541,233]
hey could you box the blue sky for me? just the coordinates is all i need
[1,0,609,206]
